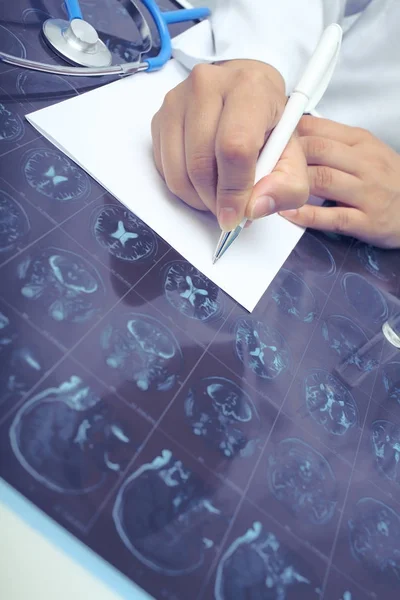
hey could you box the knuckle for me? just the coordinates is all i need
[333,210,350,235]
[162,89,176,110]
[307,208,318,230]
[313,166,333,193]
[308,136,331,158]
[190,63,214,89]
[298,115,314,136]
[187,151,216,187]
[218,136,255,165]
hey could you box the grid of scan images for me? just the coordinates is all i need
[1,2,400,599]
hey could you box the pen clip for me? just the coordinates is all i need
[295,23,343,113]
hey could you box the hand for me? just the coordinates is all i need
[151,60,309,231]
[280,116,400,249]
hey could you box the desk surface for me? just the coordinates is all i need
[1,2,400,599]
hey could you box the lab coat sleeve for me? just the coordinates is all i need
[172,0,347,94]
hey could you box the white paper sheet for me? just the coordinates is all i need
[26,39,306,312]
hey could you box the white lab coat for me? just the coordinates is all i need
[172,0,400,151]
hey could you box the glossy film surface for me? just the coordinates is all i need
[1,2,400,599]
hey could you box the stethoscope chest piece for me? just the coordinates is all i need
[42,18,113,68]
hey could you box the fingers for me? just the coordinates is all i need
[150,112,164,179]
[300,135,365,177]
[215,85,282,231]
[280,204,371,239]
[247,134,309,218]
[152,62,288,226]
[157,89,206,211]
[298,115,371,146]
[296,123,367,208]
[184,77,223,214]
[307,165,364,206]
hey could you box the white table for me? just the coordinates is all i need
[0,481,153,600]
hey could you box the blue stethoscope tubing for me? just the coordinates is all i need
[136,0,210,72]
[65,0,84,20]
[0,0,210,76]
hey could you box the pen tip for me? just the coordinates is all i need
[212,253,220,264]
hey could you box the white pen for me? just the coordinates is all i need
[212,23,343,264]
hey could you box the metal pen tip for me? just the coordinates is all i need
[212,231,229,265]
[212,223,244,264]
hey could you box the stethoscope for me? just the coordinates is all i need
[0,0,210,77]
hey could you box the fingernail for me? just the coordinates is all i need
[218,207,238,231]
[250,195,276,220]
[279,209,298,219]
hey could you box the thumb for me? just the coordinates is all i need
[246,134,309,220]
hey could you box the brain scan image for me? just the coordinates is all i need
[23,148,90,202]
[16,71,78,101]
[0,309,16,360]
[321,315,378,374]
[382,362,400,405]
[0,103,24,144]
[0,25,26,57]
[0,311,23,405]
[235,319,291,380]
[321,231,344,242]
[215,521,318,599]
[163,261,223,322]
[0,310,10,333]
[0,189,30,254]
[371,420,400,486]
[271,269,317,323]
[100,313,183,392]
[112,449,221,575]
[304,370,359,436]
[92,204,157,262]
[342,273,389,324]
[267,438,337,525]
[298,233,336,277]
[348,497,400,583]
[356,243,397,282]
[0,313,43,404]
[17,247,105,323]
[184,377,261,459]
[9,376,131,494]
